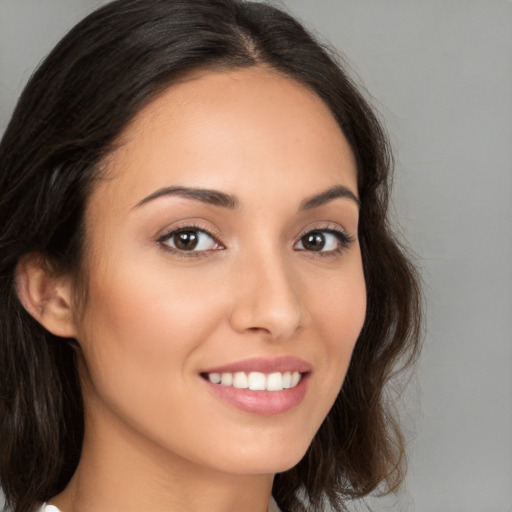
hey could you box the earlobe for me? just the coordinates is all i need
[16,253,78,339]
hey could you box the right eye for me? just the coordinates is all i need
[158,227,222,253]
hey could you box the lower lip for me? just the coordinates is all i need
[201,374,310,415]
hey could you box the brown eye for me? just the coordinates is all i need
[160,228,219,252]
[301,232,326,251]
[295,228,352,254]
[174,230,199,250]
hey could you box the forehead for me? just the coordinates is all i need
[95,67,357,209]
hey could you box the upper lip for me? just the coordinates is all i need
[200,356,312,375]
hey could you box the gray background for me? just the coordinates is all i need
[1,1,511,511]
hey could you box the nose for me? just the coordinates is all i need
[228,249,304,342]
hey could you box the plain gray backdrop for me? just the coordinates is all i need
[1,1,511,511]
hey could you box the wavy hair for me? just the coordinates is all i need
[0,1,422,511]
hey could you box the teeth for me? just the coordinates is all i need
[267,372,283,391]
[209,372,221,384]
[207,370,303,391]
[233,372,248,389]
[221,373,233,386]
[248,372,266,390]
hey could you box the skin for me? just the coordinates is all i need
[48,67,367,512]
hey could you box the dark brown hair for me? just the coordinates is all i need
[0,1,421,511]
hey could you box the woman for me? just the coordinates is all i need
[0,1,422,511]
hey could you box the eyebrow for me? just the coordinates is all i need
[134,186,239,210]
[299,185,360,210]
[134,184,359,211]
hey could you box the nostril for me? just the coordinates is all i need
[247,326,271,334]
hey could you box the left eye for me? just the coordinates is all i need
[295,230,346,252]
[160,229,219,252]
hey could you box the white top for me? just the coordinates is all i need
[40,497,282,512]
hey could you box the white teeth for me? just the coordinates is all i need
[267,372,284,391]
[208,372,221,384]
[206,370,304,391]
[233,372,248,389]
[221,373,233,386]
[248,372,266,390]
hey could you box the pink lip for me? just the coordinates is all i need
[199,356,312,416]
[200,356,312,375]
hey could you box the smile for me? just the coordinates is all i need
[203,371,303,391]
[200,357,312,415]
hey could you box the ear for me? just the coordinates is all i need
[16,253,78,338]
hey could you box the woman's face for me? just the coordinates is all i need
[74,68,366,476]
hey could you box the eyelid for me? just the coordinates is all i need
[156,222,225,256]
[294,224,355,254]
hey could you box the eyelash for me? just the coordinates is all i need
[295,225,355,258]
[157,223,223,259]
[157,223,355,258]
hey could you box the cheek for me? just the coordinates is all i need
[75,256,223,409]
[306,257,367,385]
[82,251,220,343]
[315,254,366,326]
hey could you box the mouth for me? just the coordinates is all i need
[200,370,305,391]
[199,357,312,415]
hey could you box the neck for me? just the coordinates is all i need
[51,396,274,512]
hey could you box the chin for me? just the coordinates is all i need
[208,434,314,476]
